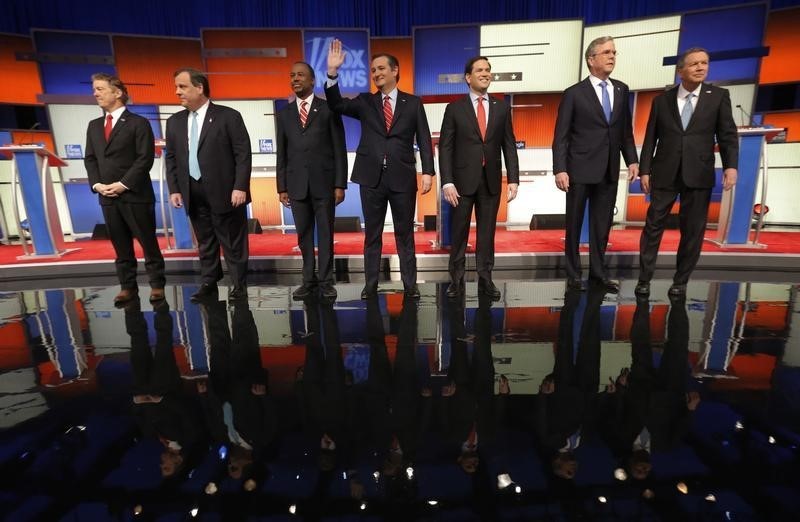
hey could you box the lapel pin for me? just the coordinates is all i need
[208,118,213,122]
[313,108,318,112]
[120,118,126,122]
[705,90,712,93]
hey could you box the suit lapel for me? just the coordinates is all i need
[373,92,386,132]
[198,102,215,148]
[581,77,607,124]
[460,95,482,140]
[391,91,408,134]
[174,110,189,156]
[105,109,129,149]
[609,80,623,126]
[486,95,500,141]
[685,83,712,131]
[666,87,683,131]
[304,97,322,130]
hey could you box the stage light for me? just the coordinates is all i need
[598,496,608,504]
[768,436,776,444]
[406,466,414,480]
[643,489,655,500]
[189,507,199,517]
[705,494,717,503]
[289,504,297,515]
[133,505,143,516]
[734,421,744,431]
[296,474,300,480]
[359,502,367,511]
[514,485,522,494]
[677,482,688,494]
[373,471,380,482]
[614,468,628,481]
[205,482,218,495]
[427,500,438,506]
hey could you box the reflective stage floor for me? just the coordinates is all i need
[1,272,799,521]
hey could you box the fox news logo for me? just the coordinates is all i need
[307,36,369,90]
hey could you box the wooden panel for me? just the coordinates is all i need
[371,37,413,94]
[762,112,800,142]
[0,34,42,104]
[512,93,561,148]
[759,7,800,84]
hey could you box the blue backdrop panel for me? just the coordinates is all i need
[342,115,361,152]
[677,4,766,83]
[64,181,172,234]
[127,104,163,139]
[33,31,115,95]
[304,30,370,95]
[414,25,480,96]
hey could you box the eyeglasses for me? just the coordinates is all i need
[591,50,618,57]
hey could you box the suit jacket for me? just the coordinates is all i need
[439,94,520,195]
[165,102,252,213]
[552,77,638,183]
[324,83,435,192]
[640,83,739,189]
[85,108,155,205]
[276,96,347,199]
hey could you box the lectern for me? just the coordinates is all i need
[0,145,70,258]
[155,139,196,251]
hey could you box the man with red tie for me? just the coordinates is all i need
[325,39,435,300]
[439,56,520,300]
[85,73,165,307]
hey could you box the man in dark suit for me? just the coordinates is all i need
[277,62,348,301]
[325,39,435,300]
[635,47,739,298]
[165,68,252,303]
[553,36,639,294]
[85,73,165,307]
[439,56,520,300]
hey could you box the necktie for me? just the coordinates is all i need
[599,81,611,123]
[299,100,308,128]
[681,93,694,130]
[383,95,393,133]
[476,96,487,140]
[104,114,113,142]
[189,112,201,181]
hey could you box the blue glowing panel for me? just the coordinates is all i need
[63,182,104,234]
[127,105,162,140]
[414,26,480,96]
[678,5,767,83]
[33,31,115,95]
[304,30,370,95]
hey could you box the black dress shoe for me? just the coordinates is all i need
[191,283,218,303]
[319,284,337,299]
[446,281,463,299]
[566,278,586,291]
[292,283,316,300]
[479,281,501,300]
[229,286,247,301]
[404,284,420,299]
[634,281,650,297]
[600,278,620,294]
[361,284,377,300]
[668,284,687,297]
[114,288,138,308]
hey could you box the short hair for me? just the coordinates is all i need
[293,61,315,80]
[371,53,400,82]
[91,73,129,104]
[464,56,491,77]
[584,36,614,65]
[173,67,210,98]
[677,47,710,69]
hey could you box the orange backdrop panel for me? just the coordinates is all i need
[416,174,438,223]
[370,37,413,94]
[512,93,561,148]
[633,91,661,145]
[113,36,202,105]
[762,112,800,142]
[10,131,56,152]
[250,177,282,226]
[0,35,42,104]
[203,30,303,99]
[759,7,800,84]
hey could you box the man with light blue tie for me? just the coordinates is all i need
[553,36,639,294]
[165,68,252,303]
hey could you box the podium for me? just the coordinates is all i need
[154,139,196,252]
[710,126,784,248]
[0,145,74,258]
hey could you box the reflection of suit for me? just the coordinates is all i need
[85,108,164,290]
[324,82,435,289]
[638,83,739,284]
[165,102,252,288]
[439,94,519,285]
[276,97,347,286]
[552,77,638,281]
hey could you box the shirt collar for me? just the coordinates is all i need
[469,90,488,103]
[678,83,703,99]
[296,93,314,107]
[193,100,210,120]
[381,88,398,101]
[106,105,126,120]
[589,75,612,88]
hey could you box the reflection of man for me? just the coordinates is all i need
[635,47,738,298]
[326,39,435,300]
[165,68,252,303]
[85,73,165,307]
[553,36,639,293]
[439,56,520,300]
[277,62,348,301]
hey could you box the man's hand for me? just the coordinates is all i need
[96,183,119,198]
[640,174,651,194]
[507,182,518,202]
[539,379,555,395]
[420,174,433,194]
[231,189,247,207]
[686,391,701,411]
[722,168,737,191]
[327,39,346,77]
[627,163,640,182]
[279,192,290,208]
[170,193,183,208]
[443,184,460,207]
[441,382,457,397]
[251,383,266,396]
[334,188,345,205]
[554,172,570,192]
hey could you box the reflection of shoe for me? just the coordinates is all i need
[668,284,687,297]
[361,284,377,300]
[446,281,463,298]
[292,284,316,300]
[319,284,337,299]
[596,278,620,294]
[404,284,420,299]
[114,288,138,308]
[229,286,248,301]
[634,281,650,297]
[479,280,501,300]
[191,283,218,303]
[149,288,165,303]
[566,277,586,291]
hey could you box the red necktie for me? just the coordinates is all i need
[299,100,308,128]
[477,96,487,140]
[104,114,113,142]
[383,95,393,133]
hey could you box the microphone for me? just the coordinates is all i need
[735,104,752,127]
[21,122,41,146]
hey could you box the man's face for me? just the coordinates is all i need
[290,63,314,99]
[174,72,205,111]
[371,56,398,91]
[678,51,709,86]
[466,59,492,93]
[587,40,616,77]
[92,80,122,112]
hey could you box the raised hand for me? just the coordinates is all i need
[327,38,347,76]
